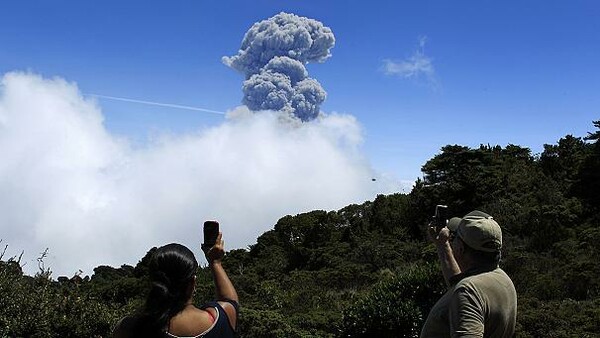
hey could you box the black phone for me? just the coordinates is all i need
[433,205,448,231]
[203,220,219,248]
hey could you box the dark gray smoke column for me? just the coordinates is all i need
[223,12,335,121]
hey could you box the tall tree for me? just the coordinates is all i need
[575,120,600,210]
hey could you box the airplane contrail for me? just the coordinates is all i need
[88,94,227,115]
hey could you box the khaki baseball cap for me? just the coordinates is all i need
[447,210,502,252]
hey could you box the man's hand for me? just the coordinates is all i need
[428,224,461,286]
[202,232,225,263]
[427,224,452,246]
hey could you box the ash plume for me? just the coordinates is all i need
[223,12,335,121]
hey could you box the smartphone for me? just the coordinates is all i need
[433,205,448,231]
[203,220,219,248]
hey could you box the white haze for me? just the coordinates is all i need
[0,72,401,277]
[382,36,438,89]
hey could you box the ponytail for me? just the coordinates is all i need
[135,243,198,336]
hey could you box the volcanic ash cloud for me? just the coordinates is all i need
[223,12,335,122]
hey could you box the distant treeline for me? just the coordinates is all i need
[1,121,599,337]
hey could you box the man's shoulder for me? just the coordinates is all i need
[460,267,508,280]
[455,268,513,289]
[454,267,516,305]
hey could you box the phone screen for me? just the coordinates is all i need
[203,221,219,247]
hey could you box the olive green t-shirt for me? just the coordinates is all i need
[420,267,517,338]
[420,287,453,337]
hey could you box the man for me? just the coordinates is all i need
[421,210,517,338]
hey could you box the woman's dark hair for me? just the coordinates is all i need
[136,243,198,337]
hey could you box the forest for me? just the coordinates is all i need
[1,121,599,337]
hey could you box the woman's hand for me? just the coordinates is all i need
[203,232,225,263]
[203,230,239,328]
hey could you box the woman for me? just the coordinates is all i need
[112,231,239,338]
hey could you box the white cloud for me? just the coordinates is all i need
[0,72,399,277]
[382,36,438,87]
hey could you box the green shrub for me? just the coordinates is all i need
[340,264,444,338]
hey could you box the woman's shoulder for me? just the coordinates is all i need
[167,306,215,337]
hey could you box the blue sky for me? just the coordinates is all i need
[1,1,598,180]
[1,1,599,274]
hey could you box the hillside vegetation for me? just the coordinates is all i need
[1,121,599,337]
